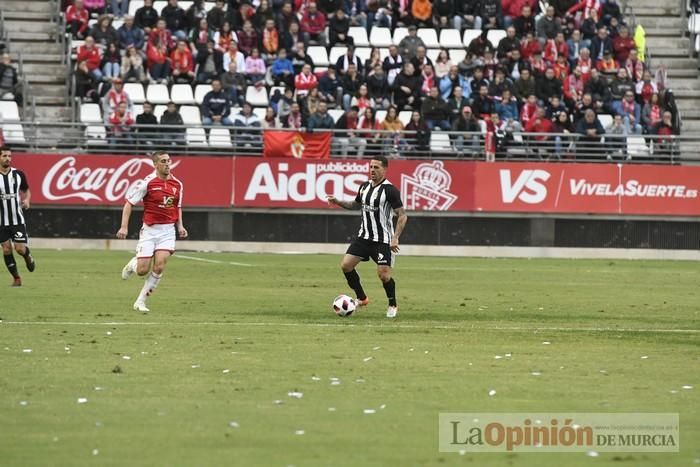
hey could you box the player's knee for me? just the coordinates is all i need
[136,264,150,275]
[378,270,392,283]
[340,261,353,273]
[13,244,25,254]
[152,263,165,275]
[2,243,11,254]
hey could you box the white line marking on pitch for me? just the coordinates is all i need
[0,321,697,333]
[174,254,253,267]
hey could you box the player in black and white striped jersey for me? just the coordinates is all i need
[328,156,408,318]
[0,147,35,287]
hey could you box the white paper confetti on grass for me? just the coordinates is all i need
[409,348,415,352]
[328,407,336,412]
[294,430,305,435]
[94,386,104,391]
[191,364,200,369]
[640,356,649,359]
[459,449,466,456]
[64,347,70,351]
[363,409,376,414]
[92,449,99,456]
[542,341,551,345]
[77,398,88,404]
[222,369,230,374]
[274,400,284,405]
[505,353,512,357]
[22,349,32,353]
[106,332,112,336]
[122,356,131,360]
[372,346,381,351]
[355,378,365,383]
[380,404,386,410]
[287,391,303,399]
[331,381,341,386]
[311,376,320,381]
[19,401,28,406]
[670,390,678,394]
[683,385,694,390]
[424,351,429,354]
[228,421,239,428]
[488,390,497,397]
[363,356,373,362]
[531,371,542,376]
[494,355,503,360]
[586,451,599,457]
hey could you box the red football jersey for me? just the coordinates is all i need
[126,172,183,225]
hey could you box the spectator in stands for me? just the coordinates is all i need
[596,50,619,79]
[454,0,482,31]
[305,85,322,116]
[513,68,535,104]
[317,66,340,107]
[642,92,662,131]
[85,0,107,16]
[537,5,561,40]
[609,67,634,105]
[120,45,146,83]
[496,88,520,123]
[563,65,584,107]
[196,39,224,83]
[573,92,596,122]
[163,0,188,40]
[440,66,469,100]
[514,4,536,39]
[405,110,430,154]
[566,29,586,68]
[0,54,18,101]
[281,22,303,53]
[488,68,512,98]
[214,21,236,53]
[363,48,382,76]
[146,36,171,83]
[334,106,365,156]
[160,101,185,145]
[283,101,305,129]
[77,36,103,82]
[525,107,554,153]
[545,94,567,119]
[378,105,404,154]
[341,63,364,110]
[432,49,451,80]
[271,48,294,87]
[276,2,299,35]
[636,70,658,105]
[75,60,99,102]
[520,31,541,62]
[220,61,246,106]
[149,19,175,51]
[135,101,158,149]
[550,0,576,18]
[418,63,437,98]
[472,84,495,118]
[245,48,266,84]
[66,0,90,40]
[432,0,455,30]
[223,41,247,73]
[567,0,602,21]
[111,0,129,19]
[207,0,228,31]
[301,2,327,46]
[357,107,382,156]
[101,43,121,82]
[576,108,605,156]
[452,105,480,155]
[118,15,145,51]
[398,25,425,62]
[261,19,280,61]
[553,109,575,157]
[253,0,275,31]
[580,8,600,42]
[233,103,261,146]
[335,45,363,76]
[329,8,352,46]
[171,39,195,84]
[612,26,635,64]
[624,48,644,83]
[202,78,233,126]
[613,90,642,134]
[102,77,132,121]
[520,93,538,126]
[602,0,622,25]
[410,0,432,27]
[294,63,319,98]
[261,106,280,129]
[383,45,403,87]
[590,26,613,65]
[290,42,314,75]
[504,49,526,81]
[108,101,134,147]
[186,0,208,32]
[576,47,592,81]
[237,21,258,57]
[190,18,214,58]
[480,0,503,28]
[604,113,627,157]
[446,85,468,122]
[529,49,548,78]
[135,0,159,35]
[392,62,419,111]
[307,100,335,130]
[467,66,489,96]
[652,110,678,158]
[497,27,519,60]
[552,53,570,82]
[272,87,293,120]
[421,86,451,131]
[411,46,433,78]
[90,15,118,49]
[394,0,412,28]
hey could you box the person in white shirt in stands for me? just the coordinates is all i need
[223,41,246,73]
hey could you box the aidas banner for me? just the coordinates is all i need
[12,153,234,207]
[263,131,332,159]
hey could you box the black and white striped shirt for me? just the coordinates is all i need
[355,179,403,244]
[0,168,29,226]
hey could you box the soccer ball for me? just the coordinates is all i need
[332,294,356,317]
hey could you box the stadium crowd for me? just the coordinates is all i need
[64,0,681,157]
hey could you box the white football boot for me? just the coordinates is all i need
[133,301,150,313]
[386,306,398,318]
[121,257,137,280]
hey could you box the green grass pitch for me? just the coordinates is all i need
[0,250,698,466]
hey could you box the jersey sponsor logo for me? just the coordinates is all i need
[159,195,176,208]
[244,162,368,202]
[401,161,457,211]
[41,157,181,202]
[499,169,551,204]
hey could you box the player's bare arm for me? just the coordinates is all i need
[391,207,408,253]
[327,196,361,210]
[21,188,30,210]
[177,208,188,238]
[116,202,133,239]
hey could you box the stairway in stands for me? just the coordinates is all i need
[3,0,68,123]
[633,0,700,132]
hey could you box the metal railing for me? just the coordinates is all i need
[2,122,689,164]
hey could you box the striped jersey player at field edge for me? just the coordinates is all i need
[116,151,188,313]
[327,156,408,318]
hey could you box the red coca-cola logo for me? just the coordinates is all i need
[41,156,181,202]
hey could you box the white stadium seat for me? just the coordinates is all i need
[170,84,195,105]
[123,83,145,103]
[86,126,108,144]
[209,128,232,147]
[2,124,26,144]
[379,48,390,61]
[398,110,412,126]
[440,29,463,49]
[627,136,651,158]
[153,0,167,14]
[348,27,369,47]
[128,0,143,17]
[449,48,467,64]
[146,84,170,104]
[375,110,387,122]
[132,104,144,117]
[186,127,208,146]
[252,107,267,120]
[307,46,329,66]
[463,29,481,46]
[328,46,348,66]
[355,47,371,63]
[369,27,393,47]
[597,114,613,129]
[392,27,408,46]
[430,132,453,153]
[689,13,700,33]
[417,28,439,48]
[194,84,212,104]
[487,29,507,46]
[153,105,167,120]
[0,101,20,121]
[112,18,124,30]
[426,49,440,63]
[246,86,269,107]
[179,105,201,125]
[328,109,344,123]
[80,103,102,123]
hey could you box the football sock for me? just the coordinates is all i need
[344,269,366,300]
[4,254,19,279]
[137,271,162,303]
[382,278,397,307]
[18,247,30,258]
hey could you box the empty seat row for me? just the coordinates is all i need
[368,27,506,49]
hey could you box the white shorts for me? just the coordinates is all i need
[136,223,176,259]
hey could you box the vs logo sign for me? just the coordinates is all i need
[499,169,551,204]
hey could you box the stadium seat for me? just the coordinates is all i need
[153,0,167,14]
[252,107,267,121]
[597,114,613,129]
[194,84,212,104]
[307,46,329,66]
[449,48,467,64]
[439,29,463,49]
[123,83,145,103]
[0,101,20,121]
[146,84,170,104]
[314,67,328,76]
[180,1,192,11]
[186,127,208,146]
[328,108,344,123]
[209,128,232,147]
[427,49,440,63]
[627,136,650,158]
[392,27,408,46]
[375,110,387,122]
[689,13,700,33]
[379,48,390,61]
[132,104,144,117]
[85,126,108,145]
[463,29,481,46]
[487,29,507,46]
[179,105,201,125]
[398,110,412,126]
[348,27,370,47]
[369,27,393,47]
[171,84,195,105]
[430,132,453,153]
[246,86,269,107]
[328,46,348,66]
[153,105,167,120]
[128,0,143,17]
[80,103,102,123]
[203,1,215,11]
[112,18,124,30]
[2,124,26,144]
[417,29,439,48]
[355,47,371,63]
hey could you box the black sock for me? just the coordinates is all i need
[344,269,366,300]
[18,247,30,258]
[4,254,19,279]
[383,278,397,307]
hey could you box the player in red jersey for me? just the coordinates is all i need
[116,151,188,312]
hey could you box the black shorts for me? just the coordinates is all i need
[346,237,394,267]
[0,224,29,244]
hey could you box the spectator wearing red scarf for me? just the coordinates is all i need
[66,0,90,39]
[301,2,327,46]
[170,40,195,84]
[294,64,318,97]
[612,26,636,63]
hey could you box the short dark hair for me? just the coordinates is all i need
[373,155,389,168]
[0,146,10,154]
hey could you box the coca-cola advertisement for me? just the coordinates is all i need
[14,153,234,207]
[233,158,474,210]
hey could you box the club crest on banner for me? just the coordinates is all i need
[290,134,306,159]
[401,161,457,211]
